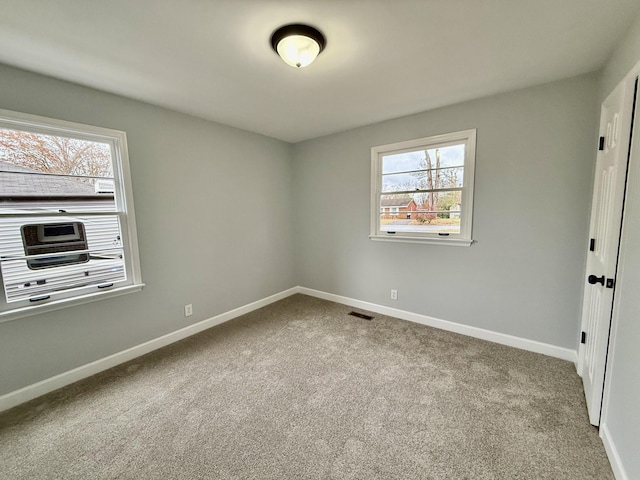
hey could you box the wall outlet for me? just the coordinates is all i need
[390,289,398,300]
[184,304,193,317]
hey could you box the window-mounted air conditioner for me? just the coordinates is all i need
[94,179,115,194]
[21,221,89,269]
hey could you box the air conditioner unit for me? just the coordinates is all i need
[94,179,115,194]
[21,221,89,269]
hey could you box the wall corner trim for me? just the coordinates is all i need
[600,423,629,480]
[0,287,299,413]
[297,287,578,363]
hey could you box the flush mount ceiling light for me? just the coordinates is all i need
[270,24,326,68]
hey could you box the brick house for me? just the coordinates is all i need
[380,197,417,219]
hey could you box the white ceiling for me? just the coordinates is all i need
[1,0,639,143]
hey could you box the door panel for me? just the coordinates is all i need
[579,78,637,426]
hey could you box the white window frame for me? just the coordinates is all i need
[0,109,144,322]
[370,129,476,246]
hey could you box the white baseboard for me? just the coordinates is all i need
[0,287,298,413]
[298,287,578,363]
[0,285,578,413]
[600,423,629,480]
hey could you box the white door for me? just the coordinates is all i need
[578,77,638,426]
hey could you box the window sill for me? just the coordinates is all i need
[0,283,145,324]
[369,234,473,246]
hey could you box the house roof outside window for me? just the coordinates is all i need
[380,198,415,208]
[0,160,112,200]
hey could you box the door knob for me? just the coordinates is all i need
[588,274,605,286]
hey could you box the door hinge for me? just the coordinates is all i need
[606,278,615,289]
[598,136,605,151]
[589,238,595,252]
[581,331,586,344]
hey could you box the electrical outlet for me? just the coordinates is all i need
[184,304,193,317]
[391,289,398,300]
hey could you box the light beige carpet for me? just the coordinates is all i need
[0,294,613,479]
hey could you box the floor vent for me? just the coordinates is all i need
[348,311,373,321]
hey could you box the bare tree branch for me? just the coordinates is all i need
[0,129,113,180]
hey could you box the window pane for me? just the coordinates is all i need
[382,150,425,174]
[0,214,126,302]
[381,172,422,192]
[382,166,464,192]
[0,128,116,213]
[432,144,466,168]
[0,171,117,213]
[379,191,462,235]
[0,128,114,178]
[381,143,465,174]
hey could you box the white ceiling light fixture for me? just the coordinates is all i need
[270,24,326,68]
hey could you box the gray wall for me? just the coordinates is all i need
[0,64,295,395]
[598,11,640,479]
[292,74,598,349]
[601,12,640,99]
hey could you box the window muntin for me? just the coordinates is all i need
[381,167,465,192]
[0,109,143,319]
[370,129,476,245]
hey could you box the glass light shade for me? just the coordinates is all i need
[276,34,321,68]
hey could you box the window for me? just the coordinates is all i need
[0,109,143,321]
[370,129,476,245]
